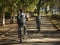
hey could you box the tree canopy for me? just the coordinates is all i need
[0,0,40,13]
[0,0,60,14]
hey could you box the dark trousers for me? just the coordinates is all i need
[18,25,26,38]
[36,20,40,32]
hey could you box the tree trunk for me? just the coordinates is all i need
[10,13,16,24]
[13,15,16,23]
[1,11,5,26]
[10,15,14,24]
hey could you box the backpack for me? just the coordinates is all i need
[18,14,24,25]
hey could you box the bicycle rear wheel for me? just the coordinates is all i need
[19,27,24,43]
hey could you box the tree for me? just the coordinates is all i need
[0,0,40,25]
[0,0,8,26]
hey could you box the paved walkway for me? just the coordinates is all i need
[0,16,60,45]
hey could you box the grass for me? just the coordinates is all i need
[46,14,60,31]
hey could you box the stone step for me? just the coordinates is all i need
[27,25,36,26]
[40,27,55,28]
[26,26,36,28]
[40,25,54,28]
[23,38,60,43]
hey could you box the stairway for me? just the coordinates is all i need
[40,16,57,31]
[0,16,60,44]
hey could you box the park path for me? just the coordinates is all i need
[40,16,57,31]
[0,15,60,45]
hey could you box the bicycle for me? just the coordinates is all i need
[18,26,26,43]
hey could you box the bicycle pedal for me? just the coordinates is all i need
[21,37,25,39]
[19,41,22,43]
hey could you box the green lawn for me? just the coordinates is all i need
[46,14,60,30]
